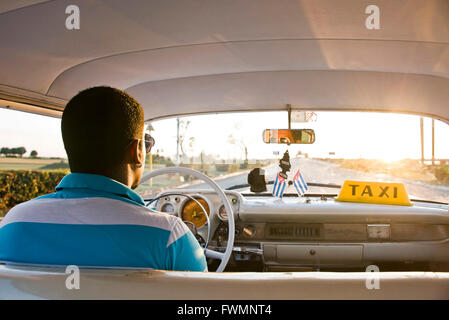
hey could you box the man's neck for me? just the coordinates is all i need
[71,166,134,189]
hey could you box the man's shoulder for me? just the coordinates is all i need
[1,196,180,232]
[0,197,44,225]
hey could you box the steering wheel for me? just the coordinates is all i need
[140,167,235,272]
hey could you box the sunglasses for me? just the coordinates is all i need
[143,133,155,154]
[126,133,155,154]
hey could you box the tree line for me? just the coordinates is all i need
[0,147,37,158]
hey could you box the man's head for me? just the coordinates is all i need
[61,86,147,188]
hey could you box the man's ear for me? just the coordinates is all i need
[127,139,145,166]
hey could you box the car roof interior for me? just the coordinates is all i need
[0,0,448,123]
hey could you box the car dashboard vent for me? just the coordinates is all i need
[266,224,322,240]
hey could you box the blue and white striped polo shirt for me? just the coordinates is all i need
[0,173,207,271]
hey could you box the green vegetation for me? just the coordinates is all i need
[0,170,68,217]
[0,147,27,157]
[147,154,174,166]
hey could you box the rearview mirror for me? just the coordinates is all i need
[262,129,315,144]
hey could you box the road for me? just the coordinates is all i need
[186,158,449,203]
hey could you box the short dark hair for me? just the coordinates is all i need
[61,86,144,172]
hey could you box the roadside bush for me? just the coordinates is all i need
[434,165,449,185]
[0,170,68,216]
[215,163,230,172]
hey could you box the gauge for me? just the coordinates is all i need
[160,203,175,214]
[218,204,228,220]
[181,198,210,228]
[219,198,237,220]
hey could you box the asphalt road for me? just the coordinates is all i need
[186,158,449,203]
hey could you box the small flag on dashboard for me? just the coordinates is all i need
[293,169,308,197]
[272,173,287,198]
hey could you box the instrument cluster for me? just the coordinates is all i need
[154,191,240,229]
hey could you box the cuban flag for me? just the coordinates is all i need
[293,169,308,197]
[272,173,287,198]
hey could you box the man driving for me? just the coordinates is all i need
[0,86,207,271]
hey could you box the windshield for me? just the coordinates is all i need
[136,111,449,203]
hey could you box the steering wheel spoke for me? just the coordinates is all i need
[204,248,225,260]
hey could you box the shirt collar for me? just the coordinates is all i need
[55,173,145,206]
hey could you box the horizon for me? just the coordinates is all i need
[1,108,448,162]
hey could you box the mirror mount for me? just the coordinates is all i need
[287,104,292,130]
[262,105,315,145]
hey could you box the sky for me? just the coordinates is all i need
[150,111,449,162]
[0,108,65,158]
[0,108,448,161]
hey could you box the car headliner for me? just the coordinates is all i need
[0,0,448,123]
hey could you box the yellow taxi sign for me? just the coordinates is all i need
[335,180,412,206]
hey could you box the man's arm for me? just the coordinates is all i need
[165,218,208,272]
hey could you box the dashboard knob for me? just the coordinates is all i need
[243,225,256,238]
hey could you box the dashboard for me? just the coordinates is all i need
[148,189,449,272]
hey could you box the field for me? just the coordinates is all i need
[0,157,63,170]
[320,158,449,186]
